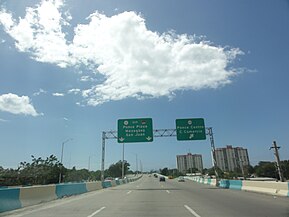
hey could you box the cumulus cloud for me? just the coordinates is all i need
[0,0,244,106]
[0,93,42,116]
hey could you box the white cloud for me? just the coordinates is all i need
[0,118,8,122]
[33,88,47,96]
[52,92,64,97]
[0,0,70,67]
[0,0,244,106]
[0,93,42,116]
[80,76,95,82]
[68,88,81,94]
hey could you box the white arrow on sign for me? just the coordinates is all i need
[119,137,125,142]
[189,134,194,139]
[146,136,152,141]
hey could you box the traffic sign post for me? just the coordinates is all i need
[176,118,206,141]
[117,118,153,143]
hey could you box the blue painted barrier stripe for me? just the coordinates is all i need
[228,180,242,190]
[0,188,22,213]
[56,183,87,198]
[102,181,112,188]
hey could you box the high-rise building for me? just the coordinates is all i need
[215,145,250,172]
[176,153,203,173]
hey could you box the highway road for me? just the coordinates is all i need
[1,175,289,217]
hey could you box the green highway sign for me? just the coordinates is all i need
[176,118,206,141]
[117,118,153,143]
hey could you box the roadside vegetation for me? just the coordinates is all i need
[159,160,289,180]
[0,155,133,186]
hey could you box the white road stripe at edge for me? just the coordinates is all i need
[184,205,201,217]
[87,207,106,217]
[127,190,132,194]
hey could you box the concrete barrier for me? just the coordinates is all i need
[0,177,143,213]
[242,180,289,196]
[0,188,21,213]
[219,179,230,188]
[56,183,87,198]
[110,180,117,187]
[210,179,217,186]
[102,180,112,188]
[229,180,242,190]
[287,182,289,197]
[86,182,102,192]
[188,176,289,197]
[19,185,57,207]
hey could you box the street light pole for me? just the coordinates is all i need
[59,138,72,183]
[122,143,125,179]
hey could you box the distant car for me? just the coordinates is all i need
[159,176,166,182]
[178,176,185,182]
[104,177,113,181]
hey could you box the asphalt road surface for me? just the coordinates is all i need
[1,175,289,217]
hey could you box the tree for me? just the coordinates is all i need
[254,161,277,178]
[160,167,169,176]
[106,160,130,178]
[17,155,61,185]
[281,160,289,179]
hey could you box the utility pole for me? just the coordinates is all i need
[59,138,73,183]
[208,127,219,185]
[122,143,125,179]
[270,141,284,182]
[136,154,138,176]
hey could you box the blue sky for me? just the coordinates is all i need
[0,0,288,171]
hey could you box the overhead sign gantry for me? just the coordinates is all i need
[100,118,218,183]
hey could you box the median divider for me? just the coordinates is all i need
[0,188,21,213]
[242,180,288,196]
[102,180,112,188]
[86,181,102,192]
[56,183,87,198]
[20,185,57,207]
[0,175,143,213]
[186,176,289,197]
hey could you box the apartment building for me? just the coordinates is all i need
[176,153,203,173]
[215,145,250,172]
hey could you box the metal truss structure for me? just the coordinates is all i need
[101,127,218,182]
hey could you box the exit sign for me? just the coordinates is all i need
[176,118,206,141]
[117,118,153,143]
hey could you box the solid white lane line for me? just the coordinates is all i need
[127,190,132,194]
[87,207,106,217]
[184,205,201,217]
[166,190,170,194]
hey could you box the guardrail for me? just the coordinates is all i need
[0,175,142,213]
[186,176,289,197]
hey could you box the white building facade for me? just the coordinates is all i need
[215,145,250,172]
[176,153,203,173]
